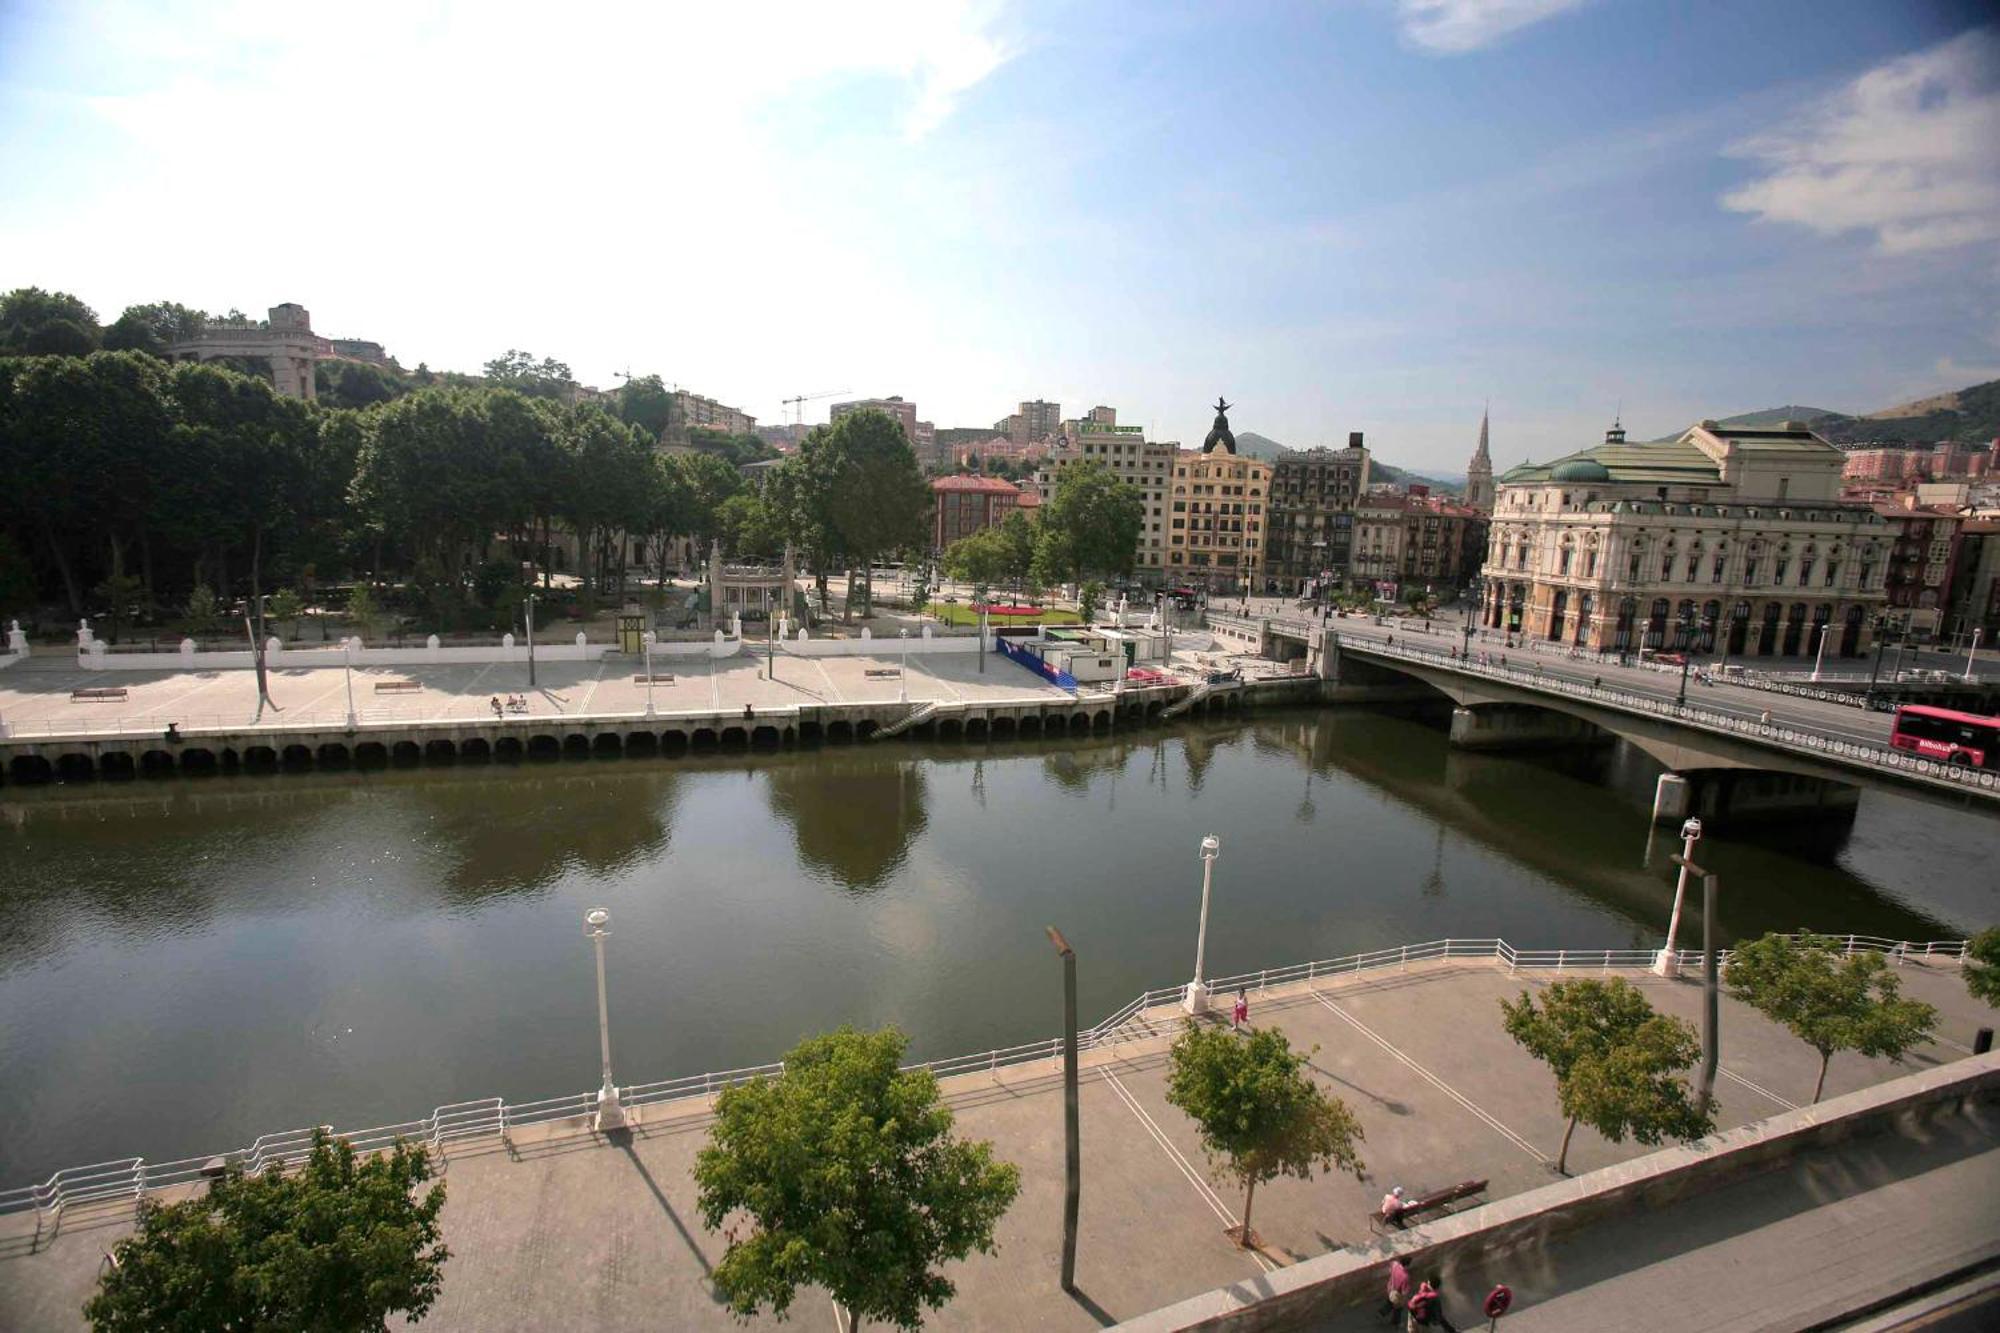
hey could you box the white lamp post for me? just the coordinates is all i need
[1964,627,1983,683]
[1652,818,1703,977]
[899,627,909,703]
[1182,834,1221,1013]
[342,637,358,730]
[1810,621,1832,682]
[583,908,625,1131]
[642,630,656,718]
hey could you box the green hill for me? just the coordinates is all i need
[1651,380,2000,446]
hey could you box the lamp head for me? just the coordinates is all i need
[1200,834,1220,857]
[1680,817,1702,842]
[585,907,610,929]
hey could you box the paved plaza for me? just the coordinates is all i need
[4,956,1993,1331]
[0,647,1081,738]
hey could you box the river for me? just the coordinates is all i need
[2,703,1992,1186]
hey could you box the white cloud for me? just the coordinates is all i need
[1394,0,1591,55]
[1721,29,2000,255]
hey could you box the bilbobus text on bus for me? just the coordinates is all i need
[1889,704,2000,770]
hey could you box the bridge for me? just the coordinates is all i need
[1235,613,2000,821]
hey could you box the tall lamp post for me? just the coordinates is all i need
[1963,627,1984,683]
[583,908,625,1132]
[524,592,538,690]
[1670,852,1722,1108]
[1810,619,1833,683]
[898,627,909,703]
[642,630,657,718]
[1865,613,1892,705]
[1674,610,1696,709]
[1651,817,1702,976]
[974,581,990,675]
[1046,926,1080,1293]
[342,636,358,730]
[1182,834,1221,1014]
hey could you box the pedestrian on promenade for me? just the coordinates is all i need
[490,695,503,718]
[1380,1257,1411,1323]
[1231,988,1249,1030]
[1380,1185,1408,1229]
[1407,1277,1453,1330]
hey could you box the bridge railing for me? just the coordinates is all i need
[4,932,1966,1248]
[1337,634,2000,795]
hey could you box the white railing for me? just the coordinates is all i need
[2,933,1965,1246]
[1335,635,2000,796]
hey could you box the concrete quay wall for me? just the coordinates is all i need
[1117,1051,2000,1332]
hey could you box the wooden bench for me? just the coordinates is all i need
[633,673,675,684]
[71,687,128,702]
[863,668,900,677]
[373,680,421,693]
[1369,1178,1488,1233]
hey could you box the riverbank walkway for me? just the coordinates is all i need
[4,948,1993,1331]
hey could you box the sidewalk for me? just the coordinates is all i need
[5,956,1991,1331]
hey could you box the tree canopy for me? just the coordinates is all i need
[1726,931,1937,1103]
[1501,977,1713,1172]
[102,301,208,357]
[1032,461,1141,587]
[693,1026,1020,1332]
[1,286,101,356]
[1165,1021,1364,1246]
[1965,927,2000,1008]
[84,1129,448,1333]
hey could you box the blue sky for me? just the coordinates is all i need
[2,1,1996,473]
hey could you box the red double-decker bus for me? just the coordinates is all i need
[1889,705,2000,769]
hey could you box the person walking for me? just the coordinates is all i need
[1406,1277,1455,1331]
[1231,988,1249,1031]
[1379,1257,1411,1324]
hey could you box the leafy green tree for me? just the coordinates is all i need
[1165,1022,1364,1247]
[0,286,100,355]
[1726,931,1938,1103]
[316,359,410,409]
[84,1129,448,1333]
[717,490,784,560]
[556,405,654,600]
[183,585,222,639]
[1078,579,1104,623]
[481,349,574,400]
[345,584,382,640]
[995,510,1038,594]
[694,1027,1020,1332]
[91,573,146,644]
[669,450,745,552]
[102,301,208,357]
[941,528,1009,591]
[266,588,305,640]
[765,450,843,616]
[1032,461,1141,589]
[814,409,930,618]
[1965,928,2000,1007]
[1501,977,1713,1172]
[614,372,675,439]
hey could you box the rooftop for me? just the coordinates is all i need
[932,474,1022,495]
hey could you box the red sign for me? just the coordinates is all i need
[1485,1285,1513,1318]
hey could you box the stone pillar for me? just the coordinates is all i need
[1652,773,1691,825]
[5,619,26,657]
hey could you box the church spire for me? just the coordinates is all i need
[1465,403,1495,512]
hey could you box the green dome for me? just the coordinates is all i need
[1550,457,1611,482]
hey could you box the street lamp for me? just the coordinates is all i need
[1047,925,1081,1293]
[524,592,538,689]
[642,630,656,718]
[1964,627,1984,683]
[898,627,909,703]
[1866,613,1892,704]
[1810,620,1833,682]
[342,636,358,730]
[583,908,625,1132]
[1182,834,1221,1014]
[1652,817,1702,977]
[1674,611,1697,709]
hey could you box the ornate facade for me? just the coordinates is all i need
[1167,399,1268,592]
[1480,421,1891,659]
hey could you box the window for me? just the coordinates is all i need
[1777,477,1789,500]
[1712,553,1726,582]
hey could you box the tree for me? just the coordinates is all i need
[102,301,208,358]
[1501,977,1713,1173]
[91,573,146,644]
[694,1027,1019,1332]
[1965,927,2000,1007]
[1726,931,1938,1103]
[941,528,1009,592]
[0,286,100,355]
[183,585,222,640]
[84,1129,447,1333]
[267,588,305,640]
[669,451,745,552]
[1032,461,1141,589]
[1165,1022,1365,1247]
[717,490,784,560]
[346,584,382,640]
[815,410,930,618]
[1078,579,1104,623]
[481,349,574,400]
[614,373,674,439]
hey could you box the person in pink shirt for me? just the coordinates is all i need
[1231,988,1249,1030]
[1379,1257,1411,1323]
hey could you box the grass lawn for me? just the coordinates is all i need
[926,601,1082,627]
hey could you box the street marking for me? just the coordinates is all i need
[1101,1069,1277,1273]
[1310,992,1551,1164]
[1720,1066,1798,1111]
[911,657,963,701]
[575,657,608,714]
[812,659,842,702]
[707,657,720,710]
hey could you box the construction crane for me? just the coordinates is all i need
[781,389,849,427]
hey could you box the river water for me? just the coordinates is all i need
[2,704,1991,1185]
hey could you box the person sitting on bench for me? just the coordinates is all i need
[1380,1185,1408,1229]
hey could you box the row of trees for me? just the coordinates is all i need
[81,927,1993,1329]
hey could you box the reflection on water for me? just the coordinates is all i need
[0,705,1991,1183]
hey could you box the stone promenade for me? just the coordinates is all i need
[3,956,1992,1331]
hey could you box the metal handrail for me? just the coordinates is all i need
[4,932,1966,1237]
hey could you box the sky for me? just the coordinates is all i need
[2,0,1997,474]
